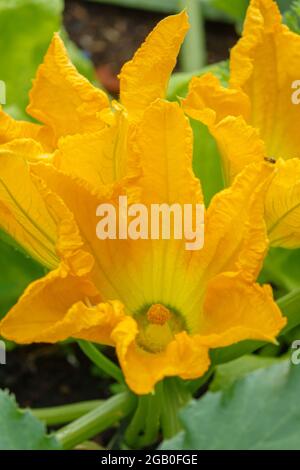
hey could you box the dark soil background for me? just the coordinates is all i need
[0,344,115,408]
[0,0,238,429]
[64,0,238,94]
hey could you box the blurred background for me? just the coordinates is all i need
[0,0,299,443]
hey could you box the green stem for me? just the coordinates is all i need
[139,392,161,448]
[56,392,136,450]
[125,386,162,449]
[31,400,103,426]
[77,340,123,383]
[125,395,148,448]
[179,0,206,72]
[160,379,190,439]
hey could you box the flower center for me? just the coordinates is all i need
[135,303,185,354]
[147,304,171,325]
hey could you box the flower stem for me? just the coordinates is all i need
[56,392,136,450]
[31,400,103,426]
[160,378,190,439]
[77,340,123,383]
[125,389,162,449]
[139,392,161,447]
[125,395,149,448]
[179,0,206,72]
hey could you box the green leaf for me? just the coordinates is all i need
[0,236,44,319]
[0,389,61,449]
[284,0,300,32]
[210,0,294,30]
[209,355,282,392]
[191,120,224,205]
[167,60,229,102]
[161,360,300,450]
[278,0,298,13]
[260,247,300,294]
[211,0,249,26]
[0,0,62,117]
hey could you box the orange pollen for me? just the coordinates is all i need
[146,304,171,325]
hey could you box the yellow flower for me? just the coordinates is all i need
[0,11,189,258]
[0,11,286,394]
[0,98,285,394]
[0,11,189,152]
[183,0,300,248]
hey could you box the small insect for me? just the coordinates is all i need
[264,157,276,164]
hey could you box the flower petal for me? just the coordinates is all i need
[0,268,100,344]
[182,73,250,127]
[74,301,126,346]
[212,116,266,183]
[0,138,48,162]
[200,162,273,281]
[53,108,135,189]
[0,107,53,151]
[198,272,286,347]
[119,11,189,120]
[230,0,282,90]
[178,162,274,333]
[132,99,203,204]
[0,169,99,344]
[266,158,300,248]
[27,33,109,141]
[112,316,210,394]
[0,150,58,268]
[182,73,265,184]
[230,0,300,159]
[30,162,145,311]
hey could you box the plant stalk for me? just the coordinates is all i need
[56,392,136,450]
[160,378,190,439]
[77,340,123,383]
[179,0,206,72]
[31,400,103,426]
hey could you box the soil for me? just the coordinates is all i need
[1,0,238,437]
[64,0,238,94]
[0,343,116,408]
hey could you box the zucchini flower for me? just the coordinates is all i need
[0,10,285,394]
[183,0,300,248]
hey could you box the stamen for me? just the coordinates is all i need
[147,304,171,325]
